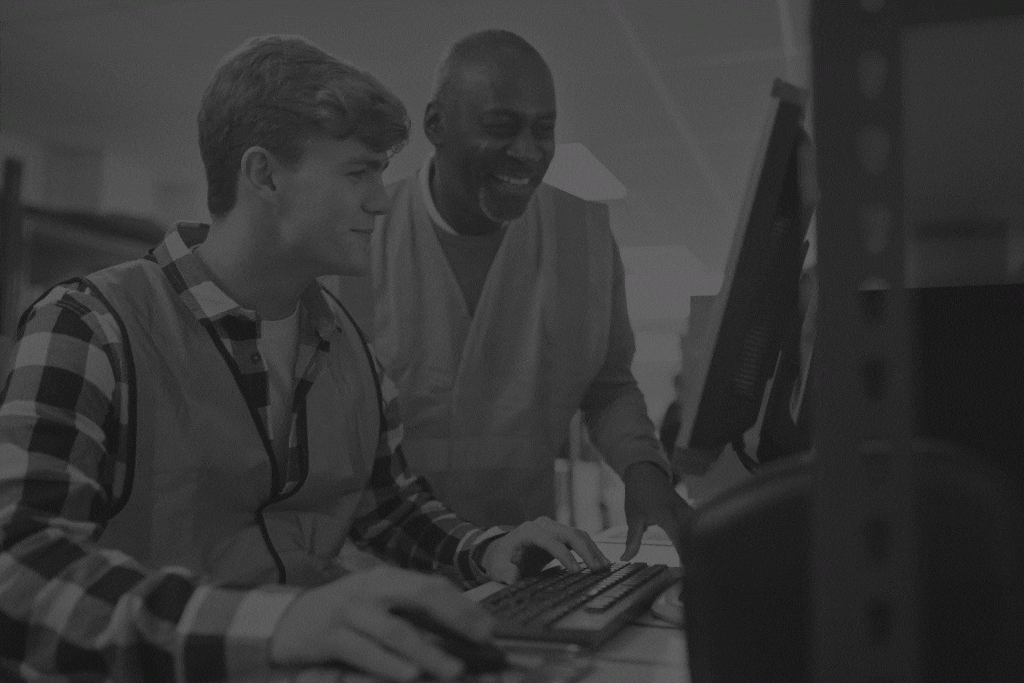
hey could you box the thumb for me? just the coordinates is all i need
[482,537,521,584]
[620,518,645,561]
[491,560,520,585]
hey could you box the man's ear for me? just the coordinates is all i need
[239,146,279,204]
[423,101,444,148]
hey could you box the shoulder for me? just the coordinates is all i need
[18,279,125,348]
[9,280,129,395]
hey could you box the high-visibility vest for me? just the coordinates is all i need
[89,258,379,587]
[371,174,615,527]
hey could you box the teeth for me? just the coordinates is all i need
[495,174,530,185]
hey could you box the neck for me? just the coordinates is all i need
[195,214,309,320]
[430,159,503,236]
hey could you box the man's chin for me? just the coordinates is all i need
[479,191,534,224]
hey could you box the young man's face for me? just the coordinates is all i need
[274,136,389,277]
[432,56,556,226]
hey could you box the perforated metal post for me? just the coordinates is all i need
[811,2,919,681]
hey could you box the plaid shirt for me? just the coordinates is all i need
[0,224,505,682]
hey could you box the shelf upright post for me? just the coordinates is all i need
[811,2,919,681]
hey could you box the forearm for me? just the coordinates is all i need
[580,243,671,480]
[348,364,510,587]
[582,382,672,479]
[347,441,508,588]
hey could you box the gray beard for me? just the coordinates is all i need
[478,186,528,224]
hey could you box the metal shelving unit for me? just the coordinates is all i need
[811,2,1024,680]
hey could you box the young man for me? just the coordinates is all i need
[370,30,693,560]
[0,35,609,682]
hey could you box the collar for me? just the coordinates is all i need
[152,222,337,341]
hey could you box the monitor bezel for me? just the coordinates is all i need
[676,79,812,459]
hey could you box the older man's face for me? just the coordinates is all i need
[436,56,556,224]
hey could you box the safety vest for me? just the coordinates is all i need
[371,174,614,527]
[88,259,380,588]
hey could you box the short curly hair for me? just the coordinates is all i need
[198,34,410,218]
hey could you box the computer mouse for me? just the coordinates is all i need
[391,607,509,675]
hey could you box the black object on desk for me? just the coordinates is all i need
[681,450,1024,683]
[391,607,509,675]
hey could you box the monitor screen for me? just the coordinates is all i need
[675,79,814,466]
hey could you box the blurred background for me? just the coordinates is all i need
[2,0,818,526]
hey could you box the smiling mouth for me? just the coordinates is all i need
[489,173,535,193]
[493,173,530,185]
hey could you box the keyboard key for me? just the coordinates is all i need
[485,563,683,649]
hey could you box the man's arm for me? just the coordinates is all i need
[578,243,693,561]
[347,352,613,586]
[347,357,508,588]
[0,286,301,681]
[579,243,671,478]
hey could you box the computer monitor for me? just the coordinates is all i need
[676,79,814,469]
[754,265,817,466]
[682,5,1024,682]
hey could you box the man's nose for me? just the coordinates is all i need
[507,128,544,164]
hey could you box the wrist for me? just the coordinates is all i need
[471,532,506,577]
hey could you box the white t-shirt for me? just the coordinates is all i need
[258,307,299,464]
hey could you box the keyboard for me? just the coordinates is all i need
[481,562,683,649]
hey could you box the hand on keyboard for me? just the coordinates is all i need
[622,461,694,562]
[480,516,612,584]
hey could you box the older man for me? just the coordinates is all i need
[371,29,692,560]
